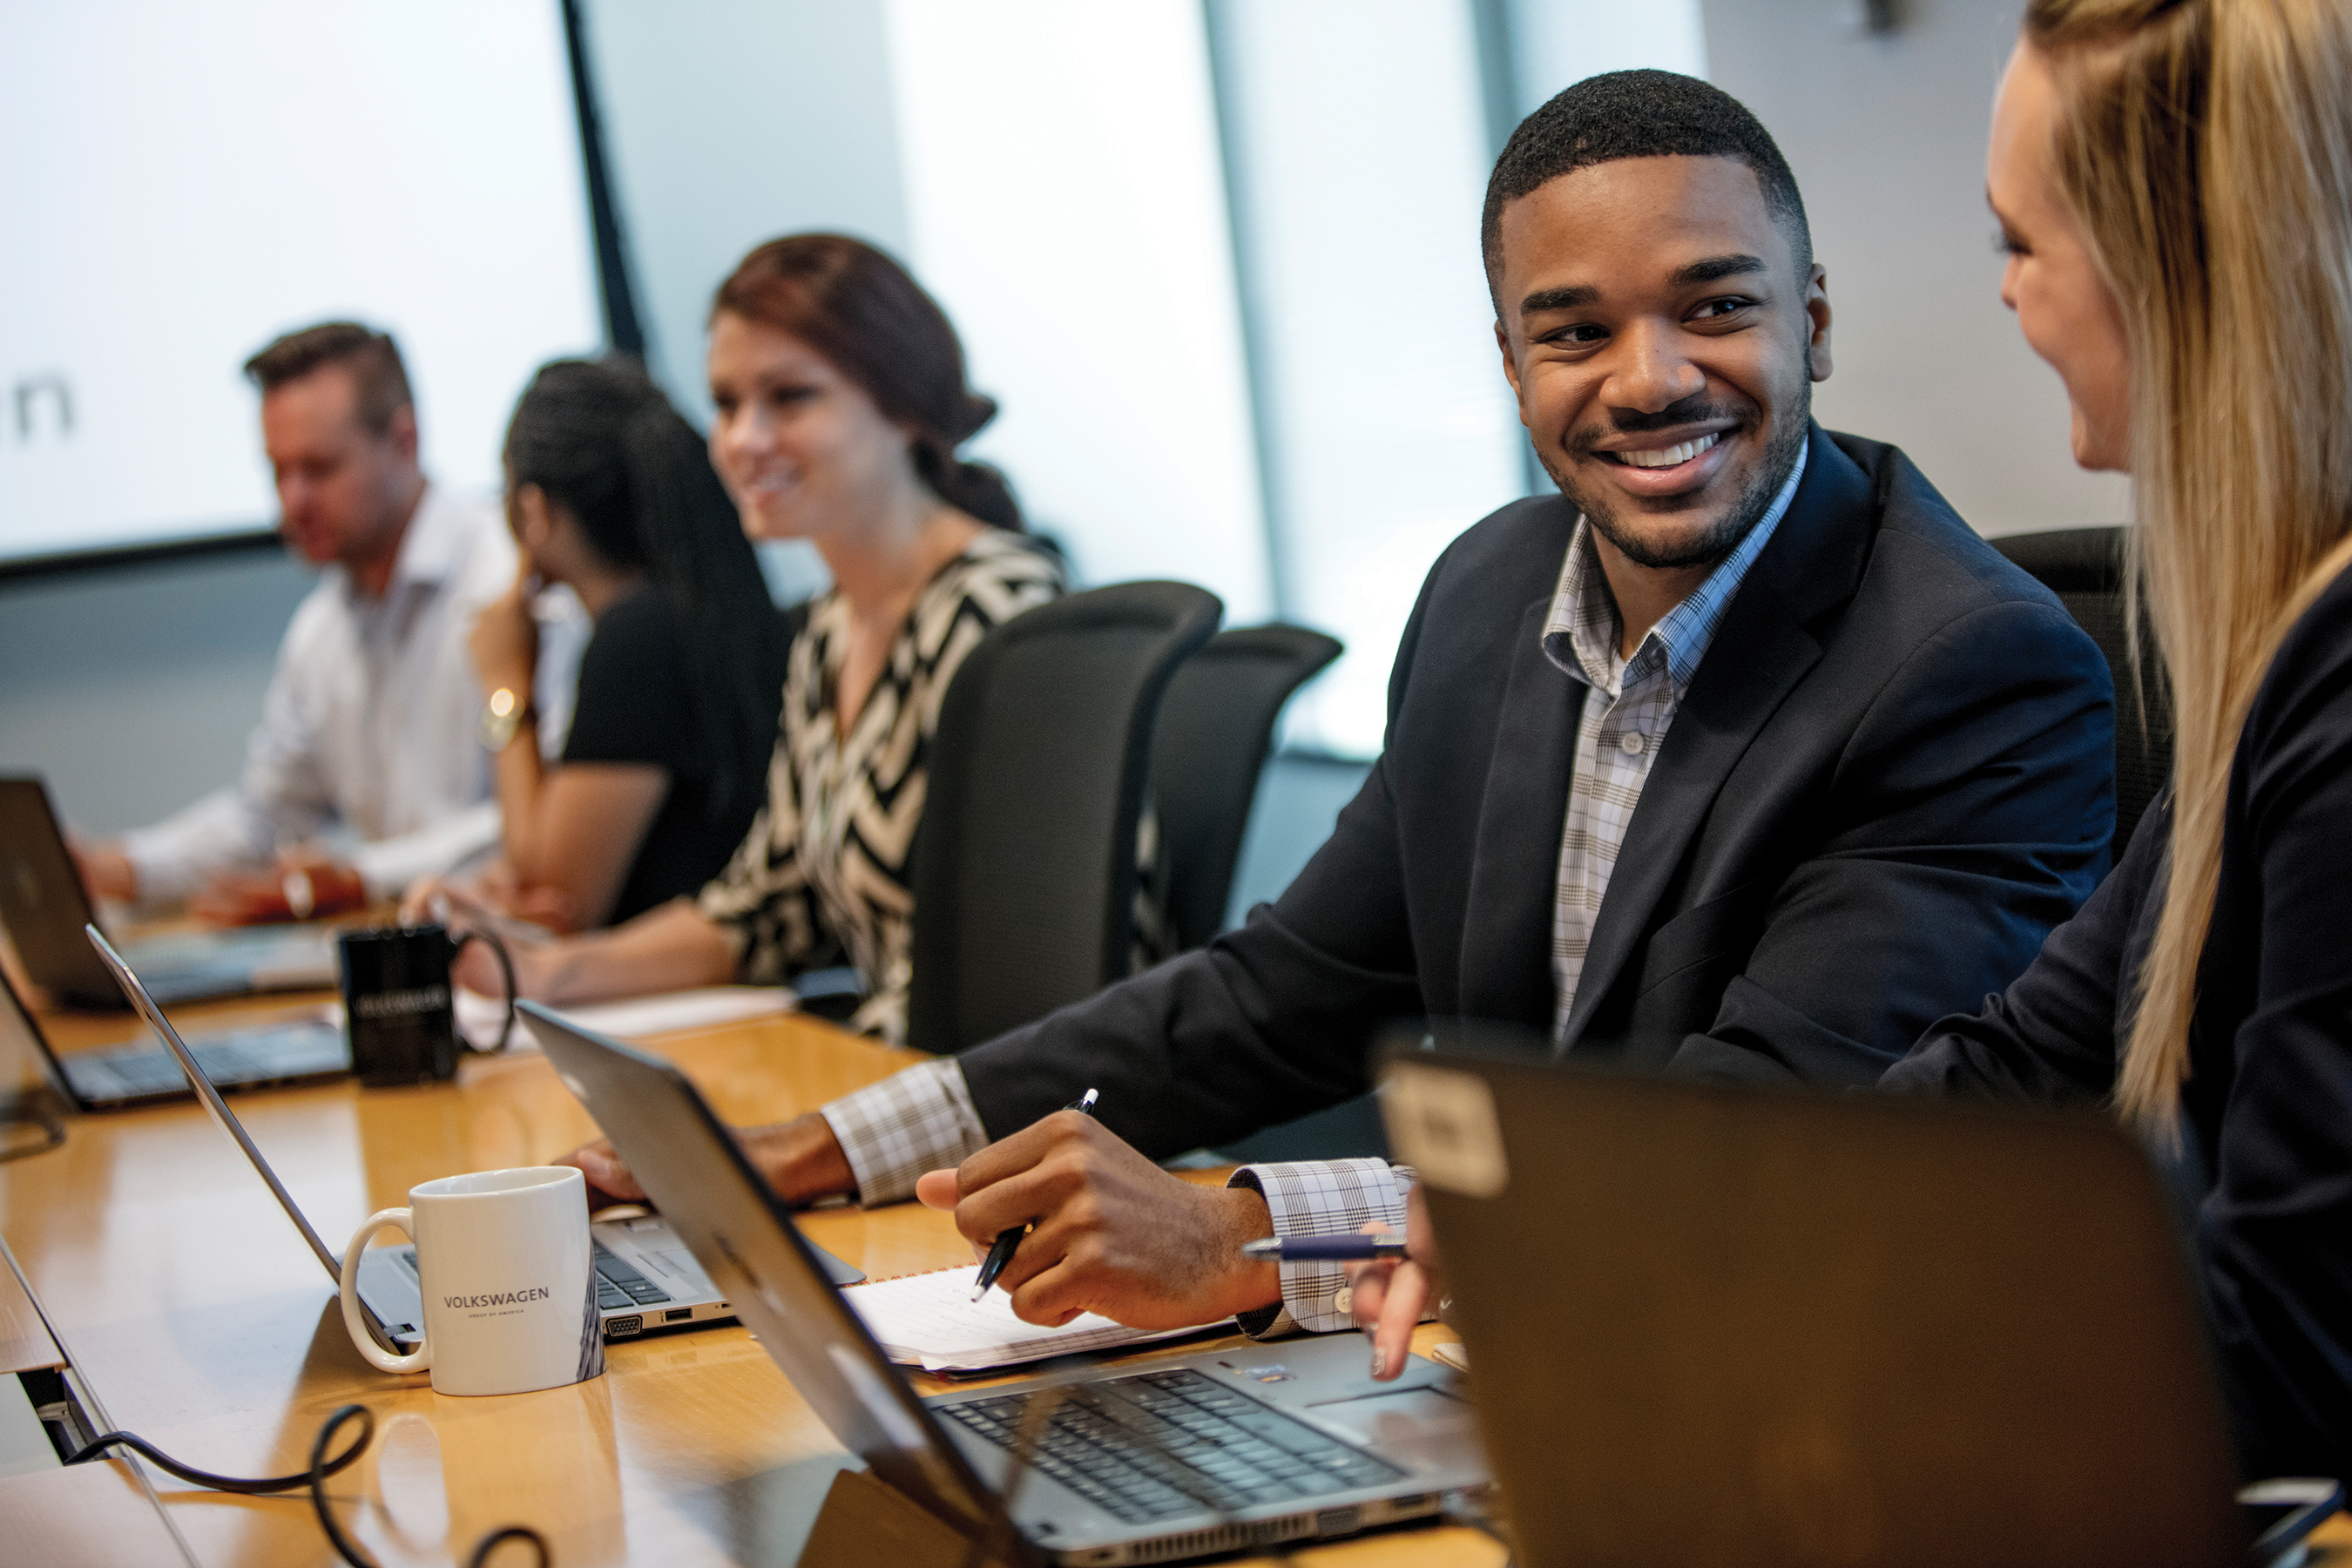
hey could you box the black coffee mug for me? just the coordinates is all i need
[337,924,517,1088]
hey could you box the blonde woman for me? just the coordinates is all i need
[1883,0,2352,1479]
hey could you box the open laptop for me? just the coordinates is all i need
[1,951,349,1109]
[523,999,1488,1567]
[84,929,859,1345]
[1379,1044,2322,1568]
[0,776,336,1009]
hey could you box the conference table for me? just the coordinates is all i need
[0,988,1495,1568]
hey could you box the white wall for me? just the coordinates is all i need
[1702,0,2129,535]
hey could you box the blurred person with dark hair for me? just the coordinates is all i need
[414,359,788,933]
[449,236,1066,1043]
[76,322,582,923]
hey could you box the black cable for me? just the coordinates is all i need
[67,1402,549,1568]
[66,1405,371,1493]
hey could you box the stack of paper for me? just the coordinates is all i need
[845,1266,1233,1374]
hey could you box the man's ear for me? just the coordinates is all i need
[386,404,421,464]
[1804,263,1834,382]
[1495,321,1528,417]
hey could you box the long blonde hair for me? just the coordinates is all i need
[2023,0,2352,1129]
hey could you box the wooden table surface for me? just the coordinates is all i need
[1,993,1495,1567]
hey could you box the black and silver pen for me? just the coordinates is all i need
[970,1087,1099,1301]
[1240,1235,1409,1263]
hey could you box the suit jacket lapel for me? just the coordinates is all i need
[1559,425,1876,1050]
[1457,595,1581,1028]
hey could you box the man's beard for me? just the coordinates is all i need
[1548,381,1810,571]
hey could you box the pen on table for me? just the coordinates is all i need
[971,1088,1099,1301]
[1240,1236,1410,1263]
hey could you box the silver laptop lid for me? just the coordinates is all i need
[0,779,118,1006]
[518,999,1004,1541]
[83,925,343,1282]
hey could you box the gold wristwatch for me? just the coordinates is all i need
[479,686,535,751]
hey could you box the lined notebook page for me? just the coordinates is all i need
[845,1267,1232,1373]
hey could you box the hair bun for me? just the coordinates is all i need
[954,392,998,444]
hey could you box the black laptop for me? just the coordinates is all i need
[0,947,347,1110]
[0,775,336,1010]
[1380,1044,2337,1568]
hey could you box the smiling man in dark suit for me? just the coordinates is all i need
[567,71,2116,1339]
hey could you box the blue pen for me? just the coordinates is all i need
[1240,1235,1409,1263]
[971,1088,1099,1301]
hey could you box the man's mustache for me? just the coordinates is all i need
[1567,394,1742,456]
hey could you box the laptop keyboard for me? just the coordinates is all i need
[70,1023,348,1099]
[593,1243,673,1311]
[939,1368,1401,1523]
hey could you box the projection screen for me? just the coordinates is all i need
[0,1,605,566]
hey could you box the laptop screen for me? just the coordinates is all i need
[519,1000,1003,1539]
[0,963,71,1141]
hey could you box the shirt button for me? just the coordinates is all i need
[1619,730,1646,755]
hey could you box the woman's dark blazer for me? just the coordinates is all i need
[1888,563,2352,1480]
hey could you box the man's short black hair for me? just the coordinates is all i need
[1482,70,1813,311]
[243,321,413,435]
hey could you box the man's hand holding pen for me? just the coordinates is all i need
[915,1110,1283,1333]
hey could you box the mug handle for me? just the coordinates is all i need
[341,1208,429,1375]
[448,928,517,1054]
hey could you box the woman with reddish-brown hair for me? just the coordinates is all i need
[463,234,1066,1044]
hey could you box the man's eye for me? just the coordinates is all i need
[1692,297,1754,321]
[1545,323,1607,347]
[711,395,737,416]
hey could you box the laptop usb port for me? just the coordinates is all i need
[664,1308,693,1322]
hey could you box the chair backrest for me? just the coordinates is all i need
[1991,526,2173,862]
[907,581,1222,1055]
[1146,625,1342,951]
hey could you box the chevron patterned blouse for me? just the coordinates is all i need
[697,530,1067,1044]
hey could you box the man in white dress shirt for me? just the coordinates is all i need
[77,322,576,923]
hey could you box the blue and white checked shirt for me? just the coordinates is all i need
[1544,443,1804,1035]
[818,448,1808,1335]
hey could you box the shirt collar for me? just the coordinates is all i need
[1541,440,1808,697]
[337,482,467,604]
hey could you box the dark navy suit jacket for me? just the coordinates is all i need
[959,427,2116,1152]
[1889,562,2352,1481]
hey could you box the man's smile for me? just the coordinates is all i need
[1581,422,1740,499]
[1604,432,1719,468]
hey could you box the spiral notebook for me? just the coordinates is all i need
[844,1265,1234,1374]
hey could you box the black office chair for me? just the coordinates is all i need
[1147,625,1343,953]
[905,581,1222,1056]
[1992,525,2174,861]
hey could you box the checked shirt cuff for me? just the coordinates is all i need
[821,1058,990,1206]
[1227,1159,1412,1338]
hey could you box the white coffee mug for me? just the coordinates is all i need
[340,1166,605,1397]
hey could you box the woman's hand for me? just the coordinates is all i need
[469,566,540,700]
[1346,1185,1443,1381]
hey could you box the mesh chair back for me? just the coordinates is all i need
[908,581,1222,1055]
[1148,625,1343,950]
[1991,526,2173,860]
